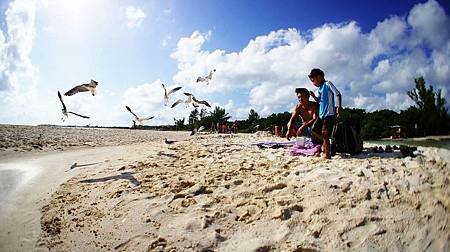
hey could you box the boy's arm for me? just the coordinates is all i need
[309,91,319,103]
[336,93,342,116]
[327,81,342,116]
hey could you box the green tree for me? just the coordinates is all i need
[407,77,448,135]
[174,117,185,130]
[188,108,199,127]
[247,109,260,128]
[209,106,230,124]
[199,108,207,119]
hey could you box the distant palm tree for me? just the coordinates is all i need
[174,117,185,130]
[188,108,199,126]
[209,106,230,124]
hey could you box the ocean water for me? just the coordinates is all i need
[366,138,450,150]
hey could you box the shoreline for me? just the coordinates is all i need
[0,142,169,251]
[380,135,450,141]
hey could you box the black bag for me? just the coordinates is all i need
[331,122,363,155]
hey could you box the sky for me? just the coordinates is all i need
[0,0,449,127]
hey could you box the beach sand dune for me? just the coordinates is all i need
[29,132,449,251]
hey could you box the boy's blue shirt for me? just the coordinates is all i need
[317,80,341,119]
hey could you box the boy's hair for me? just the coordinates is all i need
[295,87,309,96]
[308,68,325,78]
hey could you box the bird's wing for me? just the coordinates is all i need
[125,106,139,119]
[206,70,213,80]
[198,100,211,107]
[68,111,90,119]
[184,92,193,96]
[161,83,167,96]
[170,99,184,108]
[193,97,211,107]
[198,126,205,132]
[167,86,182,96]
[196,76,205,82]
[64,84,89,96]
[190,128,197,136]
[140,116,155,121]
[57,91,66,110]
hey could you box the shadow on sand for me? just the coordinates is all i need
[80,172,141,187]
[66,162,100,171]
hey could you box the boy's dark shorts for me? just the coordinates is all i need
[312,115,335,138]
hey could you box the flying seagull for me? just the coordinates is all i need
[196,69,216,84]
[162,83,182,106]
[170,93,193,108]
[57,91,90,121]
[171,93,211,108]
[190,126,205,136]
[64,79,99,96]
[125,106,154,126]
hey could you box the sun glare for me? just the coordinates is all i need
[43,0,108,39]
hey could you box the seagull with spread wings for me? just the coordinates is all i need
[57,91,90,121]
[125,106,154,126]
[162,83,182,106]
[171,93,211,108]
[64,80,99,96]
[170,92,193,108]
[196,69,216,84]
[190,126,205,136]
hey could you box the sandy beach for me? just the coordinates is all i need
[0,125,449,251]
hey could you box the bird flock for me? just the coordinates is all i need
[57,69,216,127]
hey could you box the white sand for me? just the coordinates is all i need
[0,126,449,251]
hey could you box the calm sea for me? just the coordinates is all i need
[366,138,450,150]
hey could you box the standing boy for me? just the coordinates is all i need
[308,68,342,159]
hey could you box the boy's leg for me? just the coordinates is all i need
[311,118,323,144]
[321,116,335,159]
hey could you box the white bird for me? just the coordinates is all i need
[162,83,182,106]
[171,93,211,108]
[64,80,99,96]
[170,93,193,108]
[190,126,205,136]
[57,91,90,121]
[196,69,216,84]
[125,106,154,126]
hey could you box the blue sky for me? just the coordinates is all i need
[0,0,449,126]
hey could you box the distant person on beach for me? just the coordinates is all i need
[308,68,342,159]
[286,87,319,140]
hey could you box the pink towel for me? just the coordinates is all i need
[288,140,321,156]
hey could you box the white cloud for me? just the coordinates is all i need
[122,5,146,29]
[407,0,450,50]
[0,0,37,92]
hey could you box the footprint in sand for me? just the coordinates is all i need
[341,220,385,248]
[114,234,154,251]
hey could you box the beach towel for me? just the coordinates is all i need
[288,138,321,156]
[253,140,295,149]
